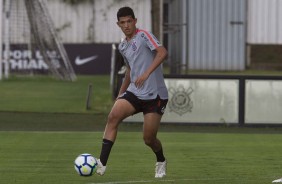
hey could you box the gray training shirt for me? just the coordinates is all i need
[118,28,168,100]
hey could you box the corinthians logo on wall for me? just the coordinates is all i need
[168,85,193,116]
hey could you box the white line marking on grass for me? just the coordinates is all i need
[88,178,226,184]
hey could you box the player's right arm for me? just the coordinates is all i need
[117,66,131,98]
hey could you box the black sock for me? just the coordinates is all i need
[154,148,166,162]
[99,139,114,166]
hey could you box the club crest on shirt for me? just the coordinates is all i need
[131,41,137,51]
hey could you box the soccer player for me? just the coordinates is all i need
[96,6,168,178]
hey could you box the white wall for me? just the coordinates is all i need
[187,0,246,71]
[7,0,152,44]
[125,78,239,124]
[248,0,282,44]
[42,0,151,43]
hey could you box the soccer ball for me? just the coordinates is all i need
[74,153,98,176]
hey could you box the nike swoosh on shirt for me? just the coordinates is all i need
[75,55,98,65]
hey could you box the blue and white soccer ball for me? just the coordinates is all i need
[74,153,98,176]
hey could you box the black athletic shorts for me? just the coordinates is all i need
[118,91,168,115]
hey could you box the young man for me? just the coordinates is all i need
[96,6,168,178]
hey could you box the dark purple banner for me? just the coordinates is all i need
[4,43,112,75]
[65,44,112,75]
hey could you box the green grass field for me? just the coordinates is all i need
[1,131,282,184]
[0,75,113,114]
[1,75,282,184]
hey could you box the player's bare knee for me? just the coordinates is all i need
[107,112,120,127]
[143,136,155,147]
[108,110,120,121]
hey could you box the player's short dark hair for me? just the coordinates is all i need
[117,6,135,21]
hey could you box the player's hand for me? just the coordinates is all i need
[135,73,149,88]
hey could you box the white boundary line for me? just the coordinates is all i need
[88,178,227,184]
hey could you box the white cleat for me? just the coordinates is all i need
[96,159,106,176]
[273,178,282,183]
[155,160,167,178]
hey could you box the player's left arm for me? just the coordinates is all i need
[134,46,167,88]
